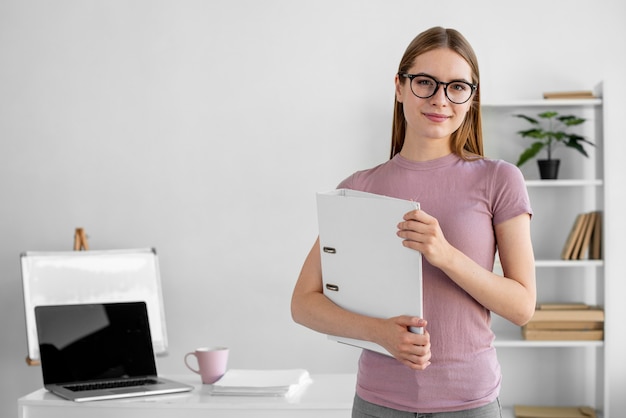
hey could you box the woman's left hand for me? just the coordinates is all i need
[397,209,453,269]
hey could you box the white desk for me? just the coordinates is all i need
[18,374,356,418]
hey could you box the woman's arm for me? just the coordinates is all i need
[398,210,536,326]
[291,237,431,370]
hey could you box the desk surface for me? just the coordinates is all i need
[18,373,356,418]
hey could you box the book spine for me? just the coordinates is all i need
[561,211,602,260]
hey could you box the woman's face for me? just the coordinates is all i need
[395,48,474,149]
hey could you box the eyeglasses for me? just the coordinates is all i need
[398,73,477,104]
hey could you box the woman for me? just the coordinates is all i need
[291,27,536,417]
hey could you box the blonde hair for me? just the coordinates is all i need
[390,27,483,160]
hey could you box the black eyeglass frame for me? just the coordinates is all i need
[398,73,477,104]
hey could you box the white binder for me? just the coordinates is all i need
[316,189,423,356]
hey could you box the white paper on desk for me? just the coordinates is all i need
[316,189,423,356]
[211,369,312,397]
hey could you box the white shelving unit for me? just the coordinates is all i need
[482,93,607,417]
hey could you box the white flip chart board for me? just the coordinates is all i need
[21,248,168,363]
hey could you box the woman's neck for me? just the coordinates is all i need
[399,137,452,162]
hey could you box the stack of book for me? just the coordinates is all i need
[543,90,597,100]
[514,405,597,418]
[561,211,602,260]
[522,303,604,341]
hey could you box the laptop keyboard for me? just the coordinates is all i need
[64,378,160,392]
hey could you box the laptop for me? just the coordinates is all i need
[35,301,193,402]
[316,189,423,356]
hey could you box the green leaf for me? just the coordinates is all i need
[557,115,585,126]
[567,133,594,146]
[538,111,558,119]
[564,139,589,157]
[516,141,545,166]
[517,128,545,139]
[514,114,539,125]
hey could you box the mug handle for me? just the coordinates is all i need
[184,352,200,374]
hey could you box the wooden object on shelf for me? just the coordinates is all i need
[73,227,89,251]
[522,304,604,341]
[514,404,596,418]
[524,321,603,330]
[522,328,603,341]
[575,212,596,259]
[561,213,588,260]
[590,211,602,260]
[561,211,602,260]
[522,329,603,341]
[536,303,588,310]
[530,304,604,321]
[542,90,596,100]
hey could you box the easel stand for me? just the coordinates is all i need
[73,228,89,251]
[25,357,39,366]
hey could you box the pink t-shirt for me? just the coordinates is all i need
[337,153,532,413]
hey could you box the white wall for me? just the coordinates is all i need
[2,1,625,416]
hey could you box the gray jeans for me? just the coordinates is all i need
[352,394,502,418]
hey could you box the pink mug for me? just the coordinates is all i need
[184,347,229,384]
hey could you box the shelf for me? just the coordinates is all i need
[525,179,603,187]
[535,259,603,268]
[494,259,603,269]
[484,88,607,416]
[482,98,602,108]
[493,328,604,348]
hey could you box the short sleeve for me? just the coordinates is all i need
[491,161,533,225]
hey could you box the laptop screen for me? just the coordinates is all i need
[35,302,157,385]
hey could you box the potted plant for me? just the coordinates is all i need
[514,111,594,179]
